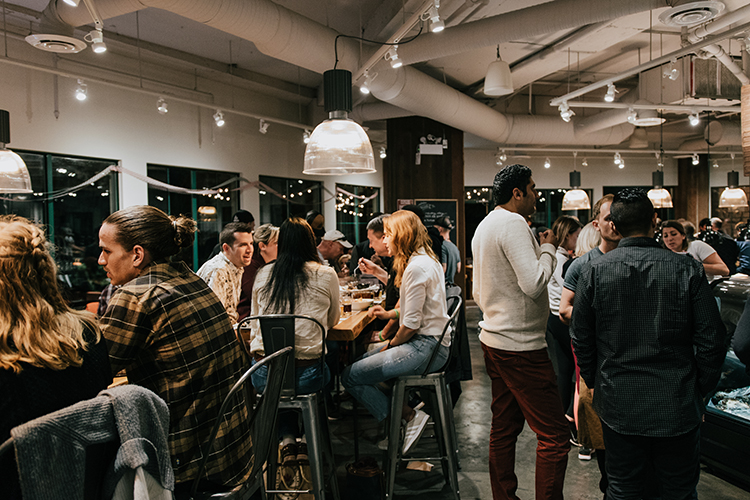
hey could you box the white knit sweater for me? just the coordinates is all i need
[471,208,557,351]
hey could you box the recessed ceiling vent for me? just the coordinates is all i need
[659,1,725,27]
[25,34,86,53]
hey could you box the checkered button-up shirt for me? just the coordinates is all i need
[197,252,244,324]
[571,237,726,437]
[100,261,252,486]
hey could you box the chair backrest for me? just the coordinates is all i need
[421,287,463,377]
[237,314,327,398]
[189,346,293,500]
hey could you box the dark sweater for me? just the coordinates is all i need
[0,323,112,500]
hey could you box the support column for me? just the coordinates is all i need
[674,155,709,224]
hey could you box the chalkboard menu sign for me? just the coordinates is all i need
[416,199,458,242]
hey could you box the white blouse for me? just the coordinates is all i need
[399,249,450,346]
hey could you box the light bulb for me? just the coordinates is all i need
[619,161,625,169]
[75,79,87,101]
[156,97,168,114]
[688,112,700,126]
[544,157,551,169]
[213,110,225,127]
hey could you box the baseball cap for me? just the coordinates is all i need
[434,216,454,230]
[232,210,255,224]
[710,217,722,225]
[321,229,353,249]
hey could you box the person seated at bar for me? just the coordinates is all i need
[661,220,729,278]
[317,229,352,276]
[97,206,252,494]
[342,210,449,454]
[248,217,340,470]
[0,216,112,500]
[197,222,254,323]
[237,223,279,321]
[206,210,255,260]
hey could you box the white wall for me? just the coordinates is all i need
[0,37,384,225]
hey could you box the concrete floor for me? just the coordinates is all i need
[327,303,750,499]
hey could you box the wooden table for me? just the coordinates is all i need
[328,310,375,341]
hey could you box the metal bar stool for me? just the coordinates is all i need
[384,288,463,500]
[238,314,341,500]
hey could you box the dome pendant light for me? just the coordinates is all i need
[303,69,375,175]
[562,170,590,211]
[0,110,33,193]
[647,170,673,208]
[719,171,749,208]
[484,45,513,96]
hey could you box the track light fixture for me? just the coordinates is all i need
[75,79,87,101]
[62,0,81,6]
[360,71,371,94]
[558,101,575,122]
[494,148,507,166]
[619,160,625,169]
[385,46,402,69]
[663,58,679,81]
[213,110,225,127]
[613,152,622,165]
[156,97,168,115]
[692,153,700,165]
[259,119,269,134]
[426,0,445,33]
[544,157,551,169]
[626,107,637,124]
[604,83,616,102]
[379,146,387,159]
[303,129,311,144]
[85,29,107,53]
[712,159,720,168]
[581,158,588,167]
[688,111,700,126]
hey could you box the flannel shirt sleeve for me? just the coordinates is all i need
[99,287,155,375]
[570,262,598,389]
[689,264,727,396]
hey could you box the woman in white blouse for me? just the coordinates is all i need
[342,210,449,452]
[661,220,729,277]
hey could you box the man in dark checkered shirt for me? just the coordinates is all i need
[571,189,726,500]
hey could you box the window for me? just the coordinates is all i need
[335,183,380,244]
[258,175,322,226]
[147,164,239,270]
[1,151,118,306]
[604,186,675,222]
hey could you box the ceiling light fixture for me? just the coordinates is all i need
[663,58,679,80]
[628,100,666,127]
[426,0,445,33]
[0,110,33,193]
[303,129,311,144]
[85,28,107,54]
[604,83,616,102]
[63,0,81,5]
[689,111,700,126]
[712,159,720,168]
[619,160,625,169]
[360,70,371,94]
[562,170,591,211]
[259,119,269,134]
[581,158,588,167]
[303,69,375,175]
[647,169,673,209]
[484,45,513,96]
[75,79,87,101]
[626,107,637,124]
[613,152,622,165]
[544,157,551,169]
[379,146,387,159]
[494,148,507,166]
[213,110,225,127]
[385,46,402,69]
[692,153,700,165]
[719,170,749,208]
[558,101,575,122]
[156,97,168,115]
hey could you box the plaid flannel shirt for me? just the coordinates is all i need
[100,260,252,486]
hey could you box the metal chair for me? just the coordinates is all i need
[384,286,464,500]
[237,314,341,500]
[188,346,294,500]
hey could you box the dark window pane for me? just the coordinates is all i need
[259,175,321,226]
[335,183,380,244]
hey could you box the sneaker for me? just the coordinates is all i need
[402,409,430,454]
[578,447,594,460]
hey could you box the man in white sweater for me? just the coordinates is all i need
[472,164,571,500]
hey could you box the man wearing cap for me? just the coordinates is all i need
[317,229,353,275]
[435,216,461,284]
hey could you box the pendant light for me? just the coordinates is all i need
[484,45,513,96]
[647,116,673,208]
[303,69,375,175]
[0,110,32,193]
[562,153,590,211]
[719,170,748,208]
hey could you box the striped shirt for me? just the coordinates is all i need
[100,260,252,487]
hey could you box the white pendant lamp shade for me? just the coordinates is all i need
[303,69,375,175]
[561,171,590,211]
[0,110,32,193]
[647,171,673,208]
[484,59,513,96]
[718,171,748,208]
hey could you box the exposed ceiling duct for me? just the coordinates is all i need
[679,120,741,150]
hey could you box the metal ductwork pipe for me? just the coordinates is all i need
[679,121,741,150]
[350,103,414,123]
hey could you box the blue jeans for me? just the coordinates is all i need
[251,358,330,438]
[341,334,448,422]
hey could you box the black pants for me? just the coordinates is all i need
[546,313,575,418]
[601,421,700,500]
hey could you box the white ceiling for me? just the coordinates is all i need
[3,0,749,154]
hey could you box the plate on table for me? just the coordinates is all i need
[352,298,373,311]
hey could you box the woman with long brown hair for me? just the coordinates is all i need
[0,216,112,499]
[342,210,449,453]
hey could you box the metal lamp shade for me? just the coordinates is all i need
[562,170,590,210]
[719,171,748,208]
[647,170,673,208]
[0,110,32,193]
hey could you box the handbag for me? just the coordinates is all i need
[345,456,384,500]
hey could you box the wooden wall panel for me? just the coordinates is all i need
[673,155,709,225]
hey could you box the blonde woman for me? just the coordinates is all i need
[237,223,279,321]
[342,210,449,453]
[0,216,112,499]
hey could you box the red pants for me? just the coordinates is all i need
[481,344,571,500]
